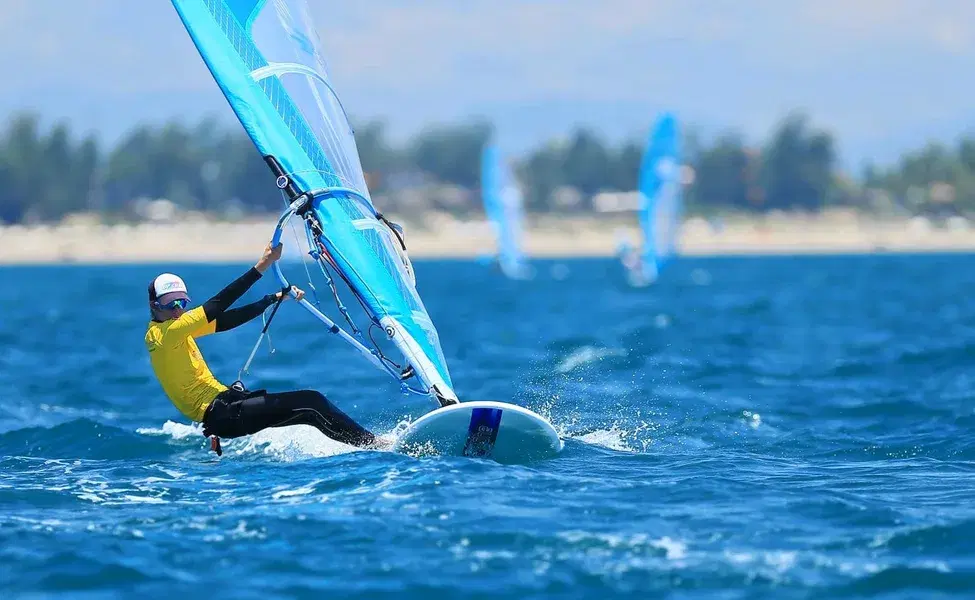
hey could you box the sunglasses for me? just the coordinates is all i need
[158,298,190,311]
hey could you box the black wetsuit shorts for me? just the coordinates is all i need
[202,386,375,448]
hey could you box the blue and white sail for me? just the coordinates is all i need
[633,112,683,284]
[481,143,530,279]
[171,0,456,404]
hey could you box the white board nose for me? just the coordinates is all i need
[392,401,562,464]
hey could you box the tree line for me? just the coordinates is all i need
[0,110,970,225]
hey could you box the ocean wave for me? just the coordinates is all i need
[829,564,975,596]
[869,519,975,554]
[5,257,975,598]
[0,419,176,460]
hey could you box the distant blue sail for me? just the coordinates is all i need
[481,143,529,279]
[170,0,455,401]
[637,112,683,282]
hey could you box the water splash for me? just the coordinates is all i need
[555,345,628,374]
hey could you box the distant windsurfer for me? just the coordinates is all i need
[618,243,656,286]
[144,242,376,452]
[621,247,640,272]
[615,238,639,276]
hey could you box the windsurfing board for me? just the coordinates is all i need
[393,401,562,464]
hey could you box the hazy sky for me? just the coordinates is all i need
[3,0,973,170]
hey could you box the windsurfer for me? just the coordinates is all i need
[621,247,640,271]
[144,242,376,452]
[490,255,503,272]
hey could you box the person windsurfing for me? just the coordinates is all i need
[144,242,376,454]
[618,243,656,286]
[615,235,645,283]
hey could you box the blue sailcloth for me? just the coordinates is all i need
[481,143,530,279]
[170,0,456,402]
[635,112,683,284]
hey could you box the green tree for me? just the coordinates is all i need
[73,136,101,213]
[0,113,43,223]
[354,120,400,190]
[759,113,836,210]
[6,107,975,224]
[104,125,157,210]
[561,129,611,199]
[408,120,492,188]
[519,140,566,211]
[688,134,752,210]
[41,122,77,219]
[608,140,642,192]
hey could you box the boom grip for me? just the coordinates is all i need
[261,201,433,396]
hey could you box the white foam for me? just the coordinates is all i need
[555,346,627,374]
[228,424,357,461]
[650,536,688,560]
[8,516,71,531]
[228,520,267,540]
[271,482,319,500]
[919,560,952,573]
[136,420,202,440]
[571,420,657,453]
[138,420,394,462]
[522,395,571,435]
[574,426,636,452]
[119,494,168,504]
[556,530,689,562]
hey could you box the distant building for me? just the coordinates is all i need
[551,186,584,211]
[593,191,640,213]
[132,198,179,223]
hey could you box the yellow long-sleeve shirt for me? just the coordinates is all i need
[145,306,228,422]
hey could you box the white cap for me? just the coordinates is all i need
[150,273,190,304]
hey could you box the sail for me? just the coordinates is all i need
[637,112,682,280]
[171,0,455,400]
[481,143,528,278]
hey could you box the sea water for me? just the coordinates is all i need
[1,255,974,598]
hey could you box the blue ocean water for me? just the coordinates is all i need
[2,255,974,599]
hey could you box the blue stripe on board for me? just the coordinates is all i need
[463,408,503,458]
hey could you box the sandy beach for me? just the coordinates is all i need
[1,210,973,264]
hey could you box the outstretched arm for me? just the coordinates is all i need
[202,267,263,322]
[202,243,282,322]
[214,294,277,332]
[214,286,306,333]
